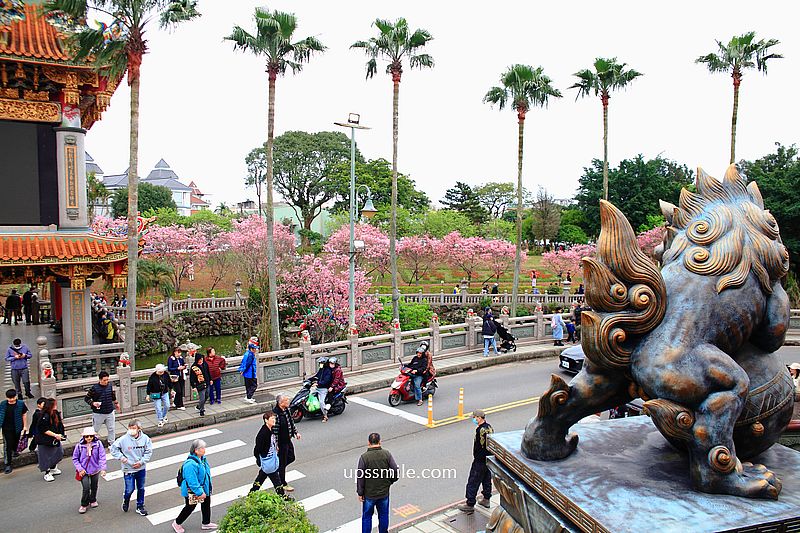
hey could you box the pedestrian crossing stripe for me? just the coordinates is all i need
[105,428,223,461]
[147,485,343,525]
[324,517,376,533]
[145,462,305,496]
[104,439,245,481]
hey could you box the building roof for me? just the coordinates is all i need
[190,194,209,207]
[102,173,129,189]
[0,4,72,63]
[85,152,104,176]
[155,158,170,169]
[0,233,128,265]
[145,177,192,191]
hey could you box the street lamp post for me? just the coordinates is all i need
[334,114,376,331]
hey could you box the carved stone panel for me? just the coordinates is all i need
[513,326,535,339]
[441,333,466,350]
[220,371,244,390]
[62,396,92,418]
[263,361,300,382]
[362,346,393,364]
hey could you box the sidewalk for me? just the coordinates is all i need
[391,494,500,533]
[7,340,562,468]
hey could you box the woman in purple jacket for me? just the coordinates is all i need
[72,426,107,513]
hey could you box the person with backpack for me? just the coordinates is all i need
[0,388,28,474]
[172,439,216,532]
[6,338,33,399]
[84,371,119,449]
[146,364,171,427]
[190,353,212,417]
[249,411,285,497]
[482,308,499,357]
[239,336,259,404]
[110,419,152,516]
[72,427,107,513]
[99,312,115,343]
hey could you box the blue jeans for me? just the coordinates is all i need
[362,495,390,533]
[483,336,498,356]
[153,394,170,421]
[209,378,222,403]
[123,469,146,508]
[317,387,328,416]
[411,375,423,401]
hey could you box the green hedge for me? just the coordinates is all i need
[219,491,318,533]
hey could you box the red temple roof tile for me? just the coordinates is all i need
[0,233,128,264]
[0,5,70,62]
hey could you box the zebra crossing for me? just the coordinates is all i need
[98,426,353,530]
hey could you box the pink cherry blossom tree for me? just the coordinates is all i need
[398,235,440,284]
[278,255,382,343]
[540,244,597,279]
[324,223,390,280]
[91,215,128,237]
[637,226,665,261]
[441,232,492,286]
[483,239,517,282]
[143,225,209,294]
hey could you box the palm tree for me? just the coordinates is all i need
[352,18,434,321]
[484,65,561,317]
[570,58,642,200]
[696,32,782,164]
[137,259,175,300]
[214,202,232,216]
[48,1,200,362]
[86,171,108,220]
[226,8,325,350]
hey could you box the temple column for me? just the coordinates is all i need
[60,284,92,347]
[55,119,89,229]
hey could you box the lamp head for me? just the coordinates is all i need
[361,197,378,219]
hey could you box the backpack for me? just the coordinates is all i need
[176,464,184,487]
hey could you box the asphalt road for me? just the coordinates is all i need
[1,346,799,533]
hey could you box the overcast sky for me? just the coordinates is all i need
[84,0,800,210]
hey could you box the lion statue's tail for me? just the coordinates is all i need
[581,201,668,370]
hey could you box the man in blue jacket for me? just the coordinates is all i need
[5,338,33,399]
[239,336,259,404]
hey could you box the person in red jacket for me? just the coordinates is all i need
[205,347,227,405]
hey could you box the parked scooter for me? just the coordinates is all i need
[289,377,347,422]
[388,357,438,406]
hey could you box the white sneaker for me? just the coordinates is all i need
[244,398,256,404]
[44,471,55,482]
[51,467,62,475]
[177,407,186,411]
[163,417,168,423]
[158,420,165,427]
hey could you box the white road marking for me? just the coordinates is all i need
[106,428,222,461]
[147,481,339,526]
[104,439,245,480]
[145,461,305,496]
[348,396,429,425]
[325,517,376,533]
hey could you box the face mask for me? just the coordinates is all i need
[128,429,138,437]
[472,418,479,425]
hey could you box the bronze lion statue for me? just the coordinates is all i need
[523,165,793,499]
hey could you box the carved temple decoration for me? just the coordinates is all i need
[0,97,59,122]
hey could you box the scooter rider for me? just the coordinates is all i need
[312,357,346,422]
[407,345,429,406]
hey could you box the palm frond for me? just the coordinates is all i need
[365,58,378,79]
[483,86,508,109]
[409,53,434,70]
[159,0,200,30]
[353,17,434,80]
[569,69,597,99]
[45,0,89,19]
[225,26,262,54]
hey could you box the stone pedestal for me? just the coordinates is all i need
[487,416,800,533]
[55,126,89,229]
[60,286,92,347]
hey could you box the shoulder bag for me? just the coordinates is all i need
[260,435,279,474]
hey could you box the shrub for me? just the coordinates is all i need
[545,285,561,295]
[375,298,433,330]
[218,491,318,533]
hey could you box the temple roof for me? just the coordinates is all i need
[86,152,103,175]
[0,4,73,64]
[0,233,128,266]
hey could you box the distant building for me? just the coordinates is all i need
[92,157,208,217]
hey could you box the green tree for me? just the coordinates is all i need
[270,131,356,248]
[484,64,562,316]
[244,147,267,218]
[328,158,429,214]
[136,259,175,300]
[557,224,588,244]
[484,218,516,242]
[560,207,588,234]
[112,182,176,218]
[418,209,476,238]
[475,182,516,218]
[575,155,693,237]
[352,17,434,321]
[740,143,800,274]
[86,171,108,220]
[440,182,487,224]
[696,32,782,164]
[49,0,201,361]
[226,8,325,350]
[570,57,642,200]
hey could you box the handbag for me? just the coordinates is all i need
[16,433,28,454]
[259,435,279,474]
[149,392,162,400]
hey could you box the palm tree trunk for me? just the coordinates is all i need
[265,71,281,350]
[730,72,741,165]
[602,93,609,201]
[511,111,525,317]
[124,71,140,367]
[390,74,401,320]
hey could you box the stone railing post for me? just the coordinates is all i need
[431,313,441,355]
[166,297,173,318]
[39,351,57,400]
[300,330,313,376]
[440,289,445,305]
[536,309,546,340]
[466,310,477,349]
[348,328,361,371]
[562,281,571,295]
[34,335,48,390]
[391,319,402,361]
[117,355,133,412]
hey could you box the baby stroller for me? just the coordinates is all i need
[495,322,517,353]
